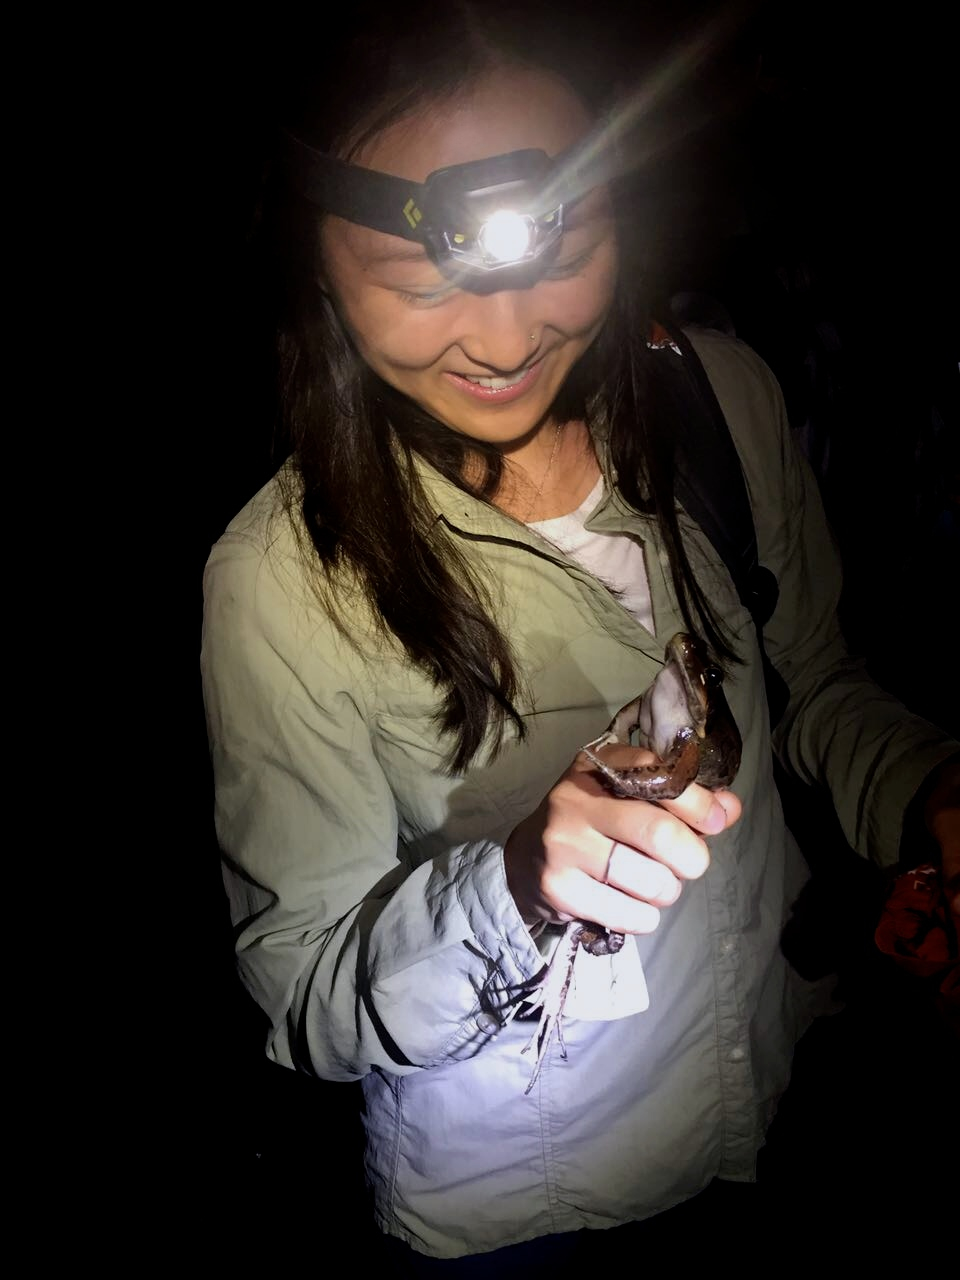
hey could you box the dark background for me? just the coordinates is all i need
[177,0,957,1256]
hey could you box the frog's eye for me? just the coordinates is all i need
[704,666,723,689]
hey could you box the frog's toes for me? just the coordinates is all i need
[521,922,581,1094]
[581,730,619,754]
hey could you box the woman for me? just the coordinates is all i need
[201,2,958,1269]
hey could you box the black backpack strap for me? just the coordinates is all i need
[647,321,789,727]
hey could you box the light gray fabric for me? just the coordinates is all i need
[201,330,958,1258]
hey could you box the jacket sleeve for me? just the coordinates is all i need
[201,522,544,1081]
[693,332,958,868]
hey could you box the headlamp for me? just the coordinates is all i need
[281,133,607,284]
[414,149,563,277]
[478,210,537,264]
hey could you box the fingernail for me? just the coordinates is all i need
[704,801,727,834]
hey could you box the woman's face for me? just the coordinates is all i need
[320,67,619,451]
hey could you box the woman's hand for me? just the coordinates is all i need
[504,742,742,935]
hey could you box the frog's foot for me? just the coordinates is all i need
[578,923,625,957]
[520,921,583,1095]
[581,729,619,755]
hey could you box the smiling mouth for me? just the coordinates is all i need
[459,368,532,390]
[445,357,545,403]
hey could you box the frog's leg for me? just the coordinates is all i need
[580,694,643,757]
[517,916,632,1093]
[581,728,699,802]
[519,920,583,1094]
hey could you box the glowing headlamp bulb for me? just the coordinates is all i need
[477,209,534,264]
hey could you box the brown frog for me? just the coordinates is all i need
[581,631,742,805]
[518,632,742,1093]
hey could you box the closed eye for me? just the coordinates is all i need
[544,245,598,280]
[395,284,456,307]
[394,242,600,304]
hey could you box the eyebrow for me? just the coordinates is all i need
[364,243,431,266]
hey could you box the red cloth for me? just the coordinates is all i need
[875,864,956,976]
[875,864,960,1027]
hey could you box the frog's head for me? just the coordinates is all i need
[636,633,719,760]
[665,633,719,733]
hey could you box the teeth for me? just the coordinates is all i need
[462,368,529,389]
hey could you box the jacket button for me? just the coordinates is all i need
[476,1012,501,1034]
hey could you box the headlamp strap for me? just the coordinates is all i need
[280,133,591,247]
[280,132,427,242]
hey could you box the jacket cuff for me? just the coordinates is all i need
[870,739,960,868]
[896,748,960,867]
[451,840,547,990]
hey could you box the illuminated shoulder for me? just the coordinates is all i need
[683,327,784,420]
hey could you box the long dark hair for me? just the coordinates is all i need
[262,1,738,772]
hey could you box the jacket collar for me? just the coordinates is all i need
[414,433,648,543]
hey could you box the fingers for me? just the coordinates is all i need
[540,840,682,929]
[605,841,682,905]
[573,786,714,881]
[662,785,742,837]
[550,869,665,936]
[530,785,721,934]
[573,741,737,831]
[506,742,743,934]
[548,750,742,930]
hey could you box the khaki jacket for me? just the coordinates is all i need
[201,330,957,1257]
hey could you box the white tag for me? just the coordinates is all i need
[560,935,650,1021]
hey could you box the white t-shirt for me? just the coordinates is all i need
[528,476,655,635]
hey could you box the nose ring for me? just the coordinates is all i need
[529,331,537,342]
